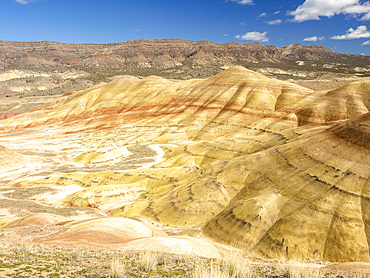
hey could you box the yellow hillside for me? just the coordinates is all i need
[1,66,369,263]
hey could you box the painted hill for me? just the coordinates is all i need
[0,66,316,135]
[0,145,25,172]
[203,112,370,262]
[0,66,369,263]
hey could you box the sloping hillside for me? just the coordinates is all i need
[0,66,369,263]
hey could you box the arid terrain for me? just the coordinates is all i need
[0,39,369,277]
[1,39,370,95]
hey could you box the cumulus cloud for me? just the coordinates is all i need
[267,19,282,25]
[303,35,325,41]
[289,0,370,22]
[331,25,370,39]
[235,31,269,42]
[229,0,254,5]
[362,40,370,44]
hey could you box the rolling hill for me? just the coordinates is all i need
[0,66,369,263]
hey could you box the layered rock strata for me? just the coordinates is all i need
[0,67,369,262]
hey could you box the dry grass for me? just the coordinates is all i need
[191,262,230,278]
[0,241,39,260]
[110,257,126,278]
[137,250,166,272]
[0,241,368,277]
[283,260,325,278]
[221,251,255,278]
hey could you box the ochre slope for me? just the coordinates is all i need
[1,66,367,152]
[203,113,370,262]
[121,236,231,259]
[0,145,26,172]
[0,67,314,139]
[1,67,370,263]
[4,213,68,228]
[296,80,370,125]
[40,217,167,246]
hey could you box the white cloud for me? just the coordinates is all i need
[361,12,370,19]
[224,33,228,37]
[235,31,269,42]
[303,35,325,41]
[274,11,281,15]
[362,40,370,44]
[240,21,246,25]
[15,0,40,4]
[267,19,282,25]
[15,0,42,5]
[258,12,267,18]
[331,25,370,39]
[289,0,370,22]
[229,0,254,5]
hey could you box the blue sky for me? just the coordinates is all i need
[1,0,370,55]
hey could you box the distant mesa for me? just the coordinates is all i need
[79,54,126,68]
[9,54,56,67]
[0,39,369,78]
